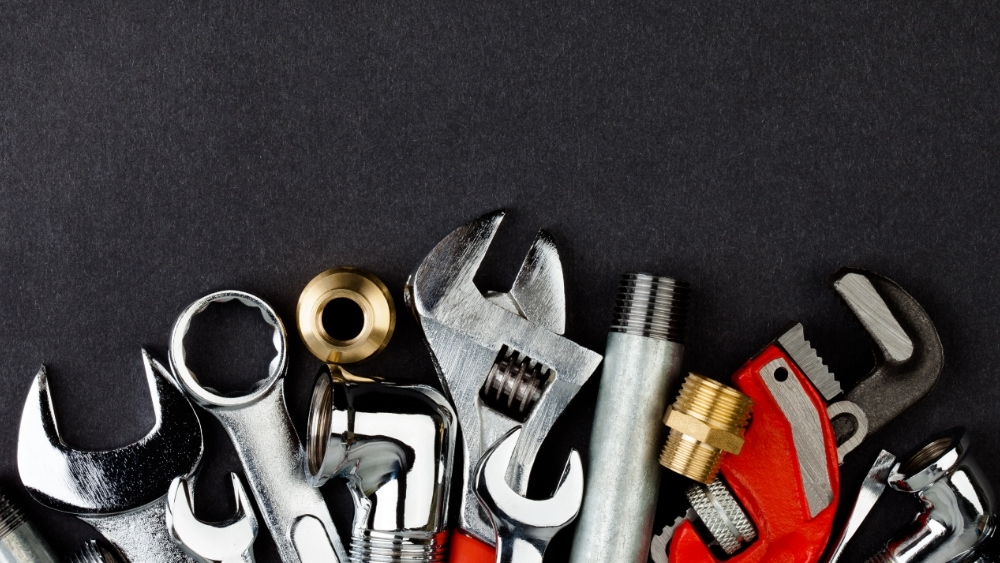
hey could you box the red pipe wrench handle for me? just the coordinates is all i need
[670,344,842,563]
[448,530,496,563]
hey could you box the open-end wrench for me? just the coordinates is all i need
[167,474,258,563]
[405,211,603,562]
[170,291,347,563]
[664,268,944,563]
[17,350,203,562]
[473,428,583,563]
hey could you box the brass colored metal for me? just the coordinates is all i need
[660,373,753,484]
[297,267,396,364]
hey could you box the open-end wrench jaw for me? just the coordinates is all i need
[406,211,602,544]
[17,349,204,514]
[167,474,258,563]
[830,268,944,437]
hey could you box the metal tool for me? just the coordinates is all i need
[826,450,896,563]
[867,427,996,563]
[170,291,347,563]
[0,490,58,563]
[474,428,583,563]
[167,475,258,563]
[405,211,603,561]
[66,541,119,563]
[17,350,203,562]
[664,268,944,563]
[298,266,456,562]
[569,272,690,563]
[660,373,753,484]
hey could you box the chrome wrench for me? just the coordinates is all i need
[167,474,258,563]
[170,291,347,563]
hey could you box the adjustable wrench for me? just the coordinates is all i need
[170,291,347,563]
[663,268,944,563]
[17,350,204,562]
[406,211,603,562]
[473,428,583,563]
[167,474,258,563]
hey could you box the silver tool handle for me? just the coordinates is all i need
[81,501,195,563]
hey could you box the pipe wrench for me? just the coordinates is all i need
[661,268,944,563]
[405,211,603,562]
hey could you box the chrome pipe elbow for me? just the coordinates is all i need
[306,367,456,563]
[868,427,996,563]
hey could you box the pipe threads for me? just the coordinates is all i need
[349,530,446,563]
[0,492,25,541]
[660,374,753,484]
[611,273,690,343]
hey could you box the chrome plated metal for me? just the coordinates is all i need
[170,291,347,563]
[66,541,119,563]
[760,357,834,517]
[16,350,203,562]
[405,211,602,545]
[0,491,58,563]
[685,479,756,555]
[826,449,896,563]
[867,428,996,563]
[570,273,689,563]
[167,475,258,563]
[474,428,583,563]
[306,369,456,562]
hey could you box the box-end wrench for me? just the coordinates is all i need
[167,474,258,563]
[170,291,347,563]
[664,268,944,563]
[473,428,583,563]
[406,211,603,562]
[17,350,203,562]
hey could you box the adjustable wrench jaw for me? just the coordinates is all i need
[407,211,602,546]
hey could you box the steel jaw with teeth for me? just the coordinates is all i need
[17,349,204,562]
[661,268,944,563]
[405,211,603,554]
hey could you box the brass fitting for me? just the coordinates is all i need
[660,373,753,484]
[297,267,395,364]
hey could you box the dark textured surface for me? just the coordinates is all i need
[1,1,998,561]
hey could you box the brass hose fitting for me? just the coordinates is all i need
[660,373,753,484]
[297,267,395,364]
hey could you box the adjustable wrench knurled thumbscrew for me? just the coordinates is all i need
[405,211,603,561]
[665,268,944,563]
[167,474,258,563]
[16,350,204,562]
[474,428,583,563]
[170,291,348,563]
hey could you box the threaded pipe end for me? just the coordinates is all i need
[0,491,26,541]
[611,273,690,343]
[660,374,753,483]
[350,530,447,563]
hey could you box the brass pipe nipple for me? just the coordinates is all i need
[660,373,753,484]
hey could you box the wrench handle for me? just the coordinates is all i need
[448,530,496,563]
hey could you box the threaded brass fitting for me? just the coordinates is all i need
[660,373,753,484]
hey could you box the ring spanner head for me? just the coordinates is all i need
[167,474,258,563]
[828,268,944,442]
[475,428,583,563]
[17,349,204,514]
[406,211,602,544]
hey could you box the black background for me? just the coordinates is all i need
[1,1,999,561]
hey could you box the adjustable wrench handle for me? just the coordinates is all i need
[81,499,195,562]
[670,344,842,563]
[212,390,346,563]
[449,530,497,563]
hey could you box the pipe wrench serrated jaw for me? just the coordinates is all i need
[17,349,204,514]
[407,211,603,545]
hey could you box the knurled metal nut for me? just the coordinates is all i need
[663,407,746,454]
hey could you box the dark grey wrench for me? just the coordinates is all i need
[17,350,203,562]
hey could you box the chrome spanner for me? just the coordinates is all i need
[17,350,203,562]
[167,474,258,563]
[170,291,347,563]
[474,428,583,563]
